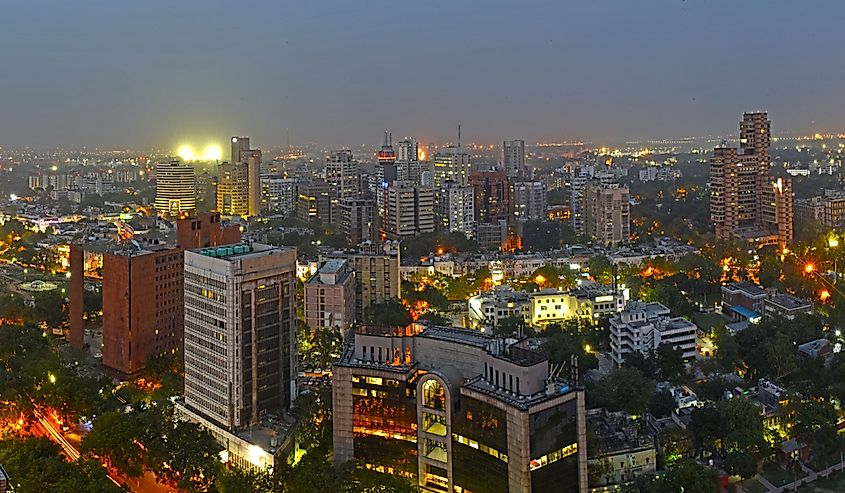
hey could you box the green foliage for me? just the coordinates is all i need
[588,367,654,416]
[723,451,757,479]
[718,398,767,456]
[588,255,613,284]
[364,299,413,328]
[660,428,695,466]
[792,398,840,459]
[0,437,123,493]
[649,388,676,418]
[622,459,718,493]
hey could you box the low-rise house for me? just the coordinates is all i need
[587,408,657,491]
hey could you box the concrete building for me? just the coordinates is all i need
[512,181,547,222]
[468,286,532,330]
[326,150,361,201]
[154,160,197,215]
[216,162,249,217]
[584,183,630,247]
[794,189,845,229]
[609,301,698,366]
[231,136,251,163]
[0,463,7,493]
[710,112,793,247]
[383,181,435,239]
[175,212,242,250]
[436,181,475,238]
[261,177,298,215]
[102,244,185,377]
[764,293,812,320]
[297,179,333,224]
[325,242,401,320]
[304,259,356,334]
[721,282,767,323]
[433,147,471,187]
[245,149,262,217]
[182,244,297,431]
[470,170,511,225]
[475,219,509,251]
[333,324,588,493]
[338,198,376,245]
[503,139,526,179]
[586,408,657,490]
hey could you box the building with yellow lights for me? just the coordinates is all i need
[216,162,249,217]
[154,160,196,215]
[333,324,588,493]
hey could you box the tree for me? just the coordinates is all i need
[81,409,148,477]
[364,300,413,327]
[718,398,766,456]
[660,428,694,465]
[766,333,798,380]
[713,327,740,373]
[793,399,839,460]
[588,367,654,416]
[656,344,686,383]
[688,405,721,455]
[588,256,613,284]
[723,451,757,479]
[649,388,676,418]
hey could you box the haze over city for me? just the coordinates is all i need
[3,1,845,149]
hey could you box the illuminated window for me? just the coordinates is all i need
[422,379,446,411]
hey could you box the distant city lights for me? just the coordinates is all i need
[176,143,223,162]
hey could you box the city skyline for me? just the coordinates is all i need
[2,1,845,149]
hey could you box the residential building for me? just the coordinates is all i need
[433,147,471,187]
[326,150,361,201]
[262,177,298,215]
[216,162,249,217]
[231,136,251,163]
[586,408,657,490]
[325,242,401,320]
[710,112,793,247]
[339,198,376,245]
[297,179,333,224]
[176,212,242,250]
[583,183,630,247]
[436,181,475,238]
[721,281,767,323]
[154,160,197,215]
[476,219,508,251]
[794,190,845,229]
[182,244,297,430]
[512,181,547,222]
[503,139,526,179]
[376,132,398,215]
[468,286,532,329]
[764,293,812,320]
[304,259,356,334]
[528,289,595,327]
[383,181,435,239]
[333,324,588,493]
[245,149,262,217]
[609,301,698,366]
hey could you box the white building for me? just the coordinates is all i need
[182,243,297,430]
[154,160,197,215]
[609,301,697,367]
[503,139,525,179]
[261,177,298,215]
[436,181,475,238]
[383,180,435,239]
[433,147,471,187]
[512,181,547,222]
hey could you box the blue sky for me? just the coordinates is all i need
[1,1,844,149]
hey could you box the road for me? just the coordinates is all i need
[33,407,175,493]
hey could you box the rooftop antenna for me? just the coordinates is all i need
[458,124,462,147]
[383,131,389,147]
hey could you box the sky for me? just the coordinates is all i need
[2,0,845,150]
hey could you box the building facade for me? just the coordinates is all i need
[436,181,475,238]
[183,244,297,430]
[297,179,334,224]
[512,181,547,223]
[609,301,697,366]
[333,324,588,493]
[154,160,197,215]
[503,139,526,179]
[339,198,376,245]
[583,184,630,247]
[304,259,356,334]
[433,147,472,187]
[325,242,401,320]
[216,163,249,217]
[384,181,435,239]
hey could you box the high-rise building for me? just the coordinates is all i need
[512,181,547,222]
[231,136,251,163]
[245,149,262,217]
[383,181,435,239]
[304,259,356,334]
[333,324,588,493]
[262,177,298,215]
[376,132,398,216]
[297,179,334,224]
[710,112,793,246]
[102,245,185,377]
[183,244,297,430]
[436,181,475,238]
[397,138,419,163]
[503,139,526,179]
[154,160,197,215]
[216,163,249,217]
[433,147,471,187]
[339,198,376,245]
[470,170,510,225]
[325,242,401,320]
[583,183,630,247]
[326,150,361,200]
[176,212,242,250]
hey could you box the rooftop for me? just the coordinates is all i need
[419,325,492,349]
[463,375,574,411]
[724,281,766,297]
[767,293,812,311]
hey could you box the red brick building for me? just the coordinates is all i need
[176,211,241,249]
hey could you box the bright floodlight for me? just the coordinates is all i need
[204,144,222,161]
[177,145,194,161]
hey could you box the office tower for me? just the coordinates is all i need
[262,177,298,215]
[196,170,216,211]
[154,160,197,215]
[397,138,419,163]
[326,150,361,200]
[376,132,398,215]
[433,146,471,187]
[231,136,251,163]
[470,170,510,225]
[183,244,297,430]
[297,179,333,224]
[609,301,697,366]
[304,259,356,334]
[710,112,792,246]
[216,163,249,217]
[583,183,630,247]
[245,149,262,217]
[339,198,376,245]
[333,324,588,493]
[503,139,526,179]
[436,181,475,238]
[383,181,435,239]
[326,242,401,320]
[512,181,547,222]
[176,212,242,249]
[101,244,185,377]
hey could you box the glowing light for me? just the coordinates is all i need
[584,344,592,353]
[9,194,18,201]
[534,274,546,285]
[820,290,831,302]
[419,149,426,160]
[50,165,58,172]
[48,373,56,384]
[204,144,222,161]
[829,235,839,248]
[804,263,815,275]
[177,145,194,161]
